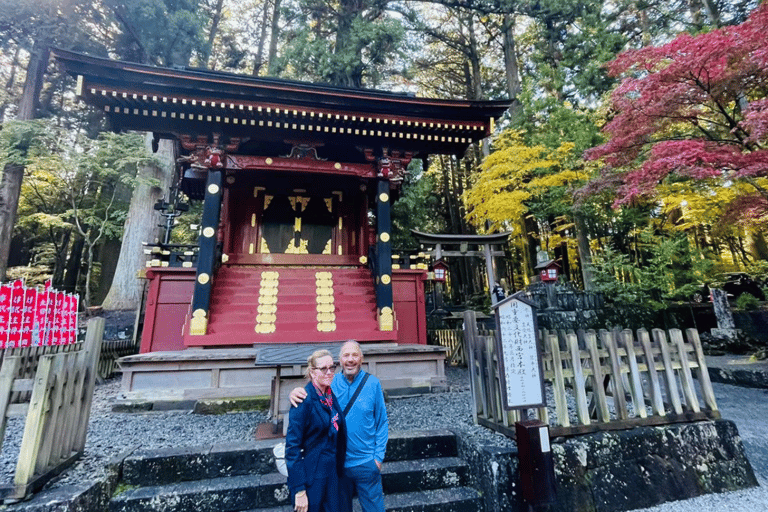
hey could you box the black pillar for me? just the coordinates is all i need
[375,180,394,331]
[189,170,223,336]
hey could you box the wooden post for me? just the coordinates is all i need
[620,330,647,419]
[585,331,610,423]
[547,333,569,427]
[685,328,718,413]
[463,310,481,423]
[669,329,700,413]
[189,170,223,336]
[637,329,665,416]
[653,329,683,415]
[601,330,628,420]
[566,334,590,425]
[74,317,104,451]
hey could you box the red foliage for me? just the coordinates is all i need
[585,3,768,207]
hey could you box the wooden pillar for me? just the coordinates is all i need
[375,180,394,331]
[189,170,223,335]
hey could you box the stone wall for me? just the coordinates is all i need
[521,282,605,331]
[458,419,757,512]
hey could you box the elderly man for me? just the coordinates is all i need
[290,340,388,512]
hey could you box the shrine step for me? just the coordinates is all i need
[109,431,480,512]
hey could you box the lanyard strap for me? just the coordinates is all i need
[342,373,371,417]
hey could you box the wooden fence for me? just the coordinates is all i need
[430,328,495,366]
[462,311,719,438]
[0,318,104,502]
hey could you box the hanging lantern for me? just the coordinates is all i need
[432,260,449,282]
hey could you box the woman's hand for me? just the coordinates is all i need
[294,490,308,512]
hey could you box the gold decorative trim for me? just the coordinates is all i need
[251,214,256,227]
[323,239,332,255]
[226,176,235,184]
[379,192,389,203]
[221,253,229,263]
[198,273,210,285]
[208,184,220,195]
[325,198,333,213]
[315,271,336,332]
[380,232,390,243]
[381,274,391,285]
[359,256,368,264]
[260,238,270,253]
[264,195,273,210]
[203,227,215,238]
[249,242,254,254]
[265,157,273,165]
[378,307,394,332]
[189,309,208,335]
[334,163,341,169]
[255,271,279,334]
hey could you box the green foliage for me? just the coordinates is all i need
[589,229,713,327]
[276,0,405,87]
[0,120,55,166]
[391,162,444,251]
[736,293,760,310]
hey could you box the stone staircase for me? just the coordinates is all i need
[186,265,397,345]
[109,430,481,512]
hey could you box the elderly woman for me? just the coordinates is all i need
[286,349,346,512]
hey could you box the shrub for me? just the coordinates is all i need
[735,292,760,311]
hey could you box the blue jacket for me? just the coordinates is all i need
[332,371,388,468]
[286,382,347,494]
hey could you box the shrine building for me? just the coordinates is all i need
[53,49,509,403]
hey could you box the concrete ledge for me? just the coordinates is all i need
[116,345,446,405]
[458,419,758,512]
[706,355,768,389]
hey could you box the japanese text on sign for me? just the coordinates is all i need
[495,297,545,409]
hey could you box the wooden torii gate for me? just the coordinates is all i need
[411,230,512,306]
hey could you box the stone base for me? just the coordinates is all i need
[711,328,740,340]
[458,419,757,512]
[115,344,447,407]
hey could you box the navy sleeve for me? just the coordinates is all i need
[285,399,308,493]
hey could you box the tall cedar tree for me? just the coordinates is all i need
[584,2,768,222]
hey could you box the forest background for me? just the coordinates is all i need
[0,0,767,327]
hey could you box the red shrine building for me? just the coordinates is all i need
[53,49,509,402]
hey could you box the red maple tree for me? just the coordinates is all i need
[585,3,768,219]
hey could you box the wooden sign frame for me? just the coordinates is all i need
[493,291,546,410]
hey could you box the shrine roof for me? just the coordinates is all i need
[52,49,510,157]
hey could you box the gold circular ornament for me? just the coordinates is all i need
[379,192,389,203]
[381,274,391,285]
[381,306,393,315]
[207,184,220,195]
[203,227,215,238]
[265,157,273,165]
[193,309,206,318]
[359,256,368,264]
[198,273,210,285]
[334,163,342,169]
[380,232,390,243]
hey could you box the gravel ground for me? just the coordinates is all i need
[0,367,765,511]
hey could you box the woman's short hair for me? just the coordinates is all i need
[305,349,333,380]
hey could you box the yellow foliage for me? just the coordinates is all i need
[464,130,575,232]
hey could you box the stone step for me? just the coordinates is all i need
[121,431,458,487]
[381,457,469,494]
[244,487,483,512]
[109,473,288,512]
[111,460,473,512]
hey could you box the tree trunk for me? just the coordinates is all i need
[574,210,594,290]
[501,13,522,120]
[101,136,175,310]
[205,0,226,69]
[0,43,49,281]
[253,0,272,75]
[266,0,283,75]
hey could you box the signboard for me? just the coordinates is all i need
[493,292,546,409]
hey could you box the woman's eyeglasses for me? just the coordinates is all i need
[313,365,336,374]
